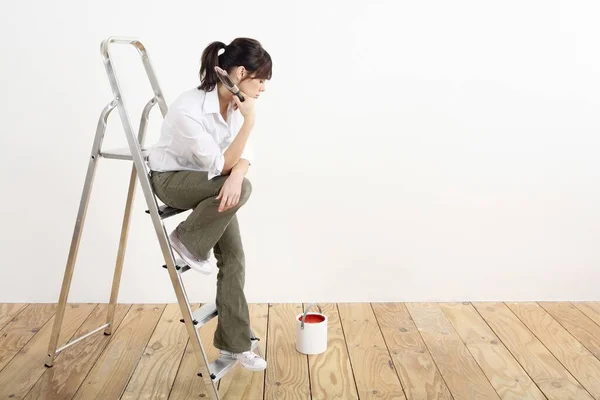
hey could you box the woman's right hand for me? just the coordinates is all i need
[232,91,256,122]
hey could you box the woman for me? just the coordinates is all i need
[147,37,272,371]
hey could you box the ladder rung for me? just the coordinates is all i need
[209,339,260,382]
[162,259,191,274]
[191,303,218,327]
[146,204,187,219]
[101,147,149,161]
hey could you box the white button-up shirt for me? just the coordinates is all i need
[147,86,254,180]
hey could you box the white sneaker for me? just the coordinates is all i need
[168,230,215,275]
[219,350,267,371]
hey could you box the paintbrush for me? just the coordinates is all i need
[214,66,245,102]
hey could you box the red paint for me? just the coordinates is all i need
[299,314,326,323]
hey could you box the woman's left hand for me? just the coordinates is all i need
[216,175,243,212]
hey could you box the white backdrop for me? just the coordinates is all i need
[1,0,599,303]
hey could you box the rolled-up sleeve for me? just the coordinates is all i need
[174,113,224,179]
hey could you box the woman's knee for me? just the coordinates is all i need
[240,178,253,203]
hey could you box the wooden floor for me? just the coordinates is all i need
[1,303,600,399]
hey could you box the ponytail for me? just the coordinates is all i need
[198,41,226,91]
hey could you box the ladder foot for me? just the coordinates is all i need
[104,332,111,336]
[44,363,53,368]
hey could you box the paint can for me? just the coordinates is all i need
[295,303,328,355]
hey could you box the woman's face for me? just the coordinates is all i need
[239,77,266,99]
[234,66,267,99]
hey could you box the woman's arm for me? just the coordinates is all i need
[229,158,250,178]
[221,118,253,174]
[222,92,256,175]
[221,117,255,175]
[217,158,250,212]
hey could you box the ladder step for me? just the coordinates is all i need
[101,147,149,161]
[145,204,187,219]
[209,339,260,382]
[178,303,218,326]
[191,303,218,327]
[162,259,191,274]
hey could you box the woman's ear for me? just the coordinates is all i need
[236,66,246,82]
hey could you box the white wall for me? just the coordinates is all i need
[1,0,599,303]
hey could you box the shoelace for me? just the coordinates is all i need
[241,351,259,359]
[221,350,259,359]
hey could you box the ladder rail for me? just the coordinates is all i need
[45,100,117,367]
[100,37,220,398]
[100,37,168,117]
[46,98,157,358]
[105,97,158,335]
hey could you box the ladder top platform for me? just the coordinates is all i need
[101,147,149,161]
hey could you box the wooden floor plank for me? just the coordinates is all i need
[4,302,600,400]
[406,303,500,400]
[573,303,600,328]
[168,303,222,400]
[23,304,131,400]
[302,303,358,400]
[507,302,600,398]
[264,303,311,399]
[373,302,453,400]
[338,302,406,399]
[71,304,166,400]
[218,303,269,399]
[0,303,97,399]
[542,303,600,360]
[0,304,57,372]
[0,303,28,330]
[473,302,594,400]
[121,303,190,400]
[439,302,545,400]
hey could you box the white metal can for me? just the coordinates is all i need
[295,303,328,355]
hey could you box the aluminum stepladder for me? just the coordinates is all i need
[44,37,261,400]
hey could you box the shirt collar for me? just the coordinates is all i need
[202,85,220,115]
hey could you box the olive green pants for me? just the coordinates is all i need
[150,170,253,353]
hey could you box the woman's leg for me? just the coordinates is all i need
[212,215,253,353]
[151,170,254,352]
[150,170,252,259]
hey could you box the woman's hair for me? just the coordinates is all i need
[198,38,272,91]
